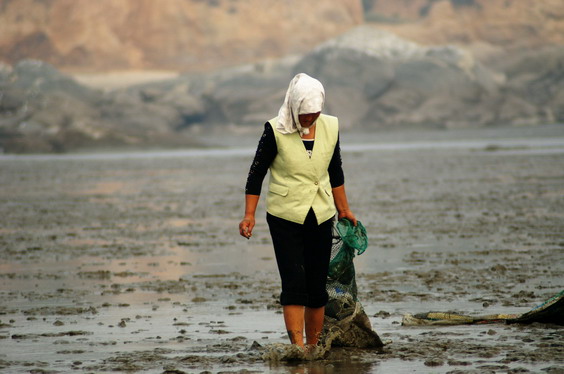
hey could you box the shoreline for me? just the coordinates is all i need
[2,123,564,160]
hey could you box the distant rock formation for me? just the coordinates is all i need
[175,26,561,130]
[500,47,564,126]
[0,60,204,153]
[294,26,501,128]
[0,0,363,72]
[1,26,562,153]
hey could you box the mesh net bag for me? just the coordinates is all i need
[335,218,368,255]
[325,219,366,318]
[322,218,383,349]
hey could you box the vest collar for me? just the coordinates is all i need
[290,119,325,161]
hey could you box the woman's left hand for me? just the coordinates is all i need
[338,209,357,226]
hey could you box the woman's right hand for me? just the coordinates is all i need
[239,216,255,239]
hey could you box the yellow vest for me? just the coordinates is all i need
[266,114,339,224]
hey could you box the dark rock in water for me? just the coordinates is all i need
[374,310,391,318]
[424,357,444,367]
[248,341,263,351]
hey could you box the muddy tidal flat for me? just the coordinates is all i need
[1,125,563,373]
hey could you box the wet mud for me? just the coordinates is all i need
[1,125,563,373]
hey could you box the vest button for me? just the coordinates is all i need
[314,181,318,185]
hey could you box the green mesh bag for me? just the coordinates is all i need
[323,219,383,348]
[326,219,368,308]
[327,219,367,283]
[336,219,367,255]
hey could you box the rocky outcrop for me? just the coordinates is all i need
[127,26,506,130]
[0,60,204,153]
[0,0,363,72]
[293,26,503,128]
[182,25,562,130]
[291,26,562,128]
[2,26,562,153]
[499,47,564,126]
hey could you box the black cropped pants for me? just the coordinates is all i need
[267,209,333,308]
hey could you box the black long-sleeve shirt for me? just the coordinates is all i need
[245,122,345,195]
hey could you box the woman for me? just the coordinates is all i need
[239,73,357,349]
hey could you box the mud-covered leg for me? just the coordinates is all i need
[305,306,325,345]
[283,305,305,347]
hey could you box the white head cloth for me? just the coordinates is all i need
[276,73,325,135]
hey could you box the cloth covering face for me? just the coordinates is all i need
[276,73,325,136]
